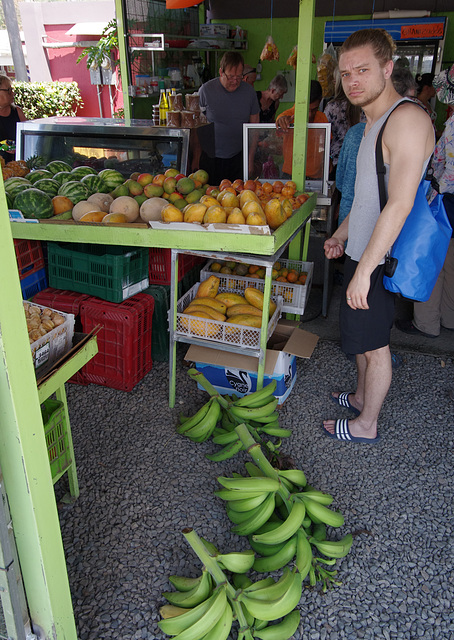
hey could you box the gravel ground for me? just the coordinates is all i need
[59,340,454,640]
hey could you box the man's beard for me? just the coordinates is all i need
[349,77,386,108]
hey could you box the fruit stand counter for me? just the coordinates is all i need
[10,193,315,255]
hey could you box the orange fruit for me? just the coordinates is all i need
[281,185,296,198]
[276,276,288,282]
[248,265,260,274]
[219,178,232,191]
[279,268,289,278]
[52,195,74,215]
[244,179,257,192]
[232,178,244,192]
[298,272,308,284]
[79,211,107,223]
[287,270,299,283]
[273,180,284,194]
[286,180,297,191]
[262,182,273,194]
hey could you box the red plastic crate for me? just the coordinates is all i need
[14,239,45,279]
[148,248,195,285]
[79,293,154,391]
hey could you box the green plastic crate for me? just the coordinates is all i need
[41,399,71,480]
[47,242,149,303]
[143,284,170,362]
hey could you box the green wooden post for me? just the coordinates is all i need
[289,0,315,263]
[0,188,77,637]
[115,0,132,121]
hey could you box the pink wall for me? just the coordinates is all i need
[44,25,123,118]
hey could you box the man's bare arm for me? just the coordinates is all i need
[346,103,434,308]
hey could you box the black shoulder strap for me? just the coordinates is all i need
[375,99,416,212]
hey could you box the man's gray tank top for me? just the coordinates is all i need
[345,98,431,264]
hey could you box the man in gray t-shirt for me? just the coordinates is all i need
[199,51,259,185]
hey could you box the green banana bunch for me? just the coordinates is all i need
[252,534,298,573]
[162,569,213,608]
[177,400,213,433]
[215,488,271,502]
[206,439,244,462]
[159,604,191,619]
[158,586,227,638]
[300,495,345,528]
[229,398,279,423]
[295,529,313,580]
[257,426,292,438]
[216,549,256,573]
[217,476,280,493]
[253,610,301,640]
[309,533,353,559]
[310,522,327,541]
[244,462,265,477]
[248,521,287,557]
[221,408,237,431]
[226,493,270,513]
[211,430,240,445]
[252,497,306,546]
[277,469,307,489]
[169,570,208,593]
[231,380,277,408]
[177,397,221,442]
[198,600,232,640]
[230,492,277,536]
[239,569,303,622]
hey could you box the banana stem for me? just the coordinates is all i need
[182,528,254,639]
[187,368,230,408]
[235,425,292,507]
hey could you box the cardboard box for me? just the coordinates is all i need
[185,320,318,405]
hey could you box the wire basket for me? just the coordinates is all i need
[175,282,282,349]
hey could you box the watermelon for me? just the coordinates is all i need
[4,177,33,199]
[28,169,53,184]
[6,192,13,209]
[46,160,72,175]
[33,178,60,196]
[14,188,54,219]
[80,173,110,194]
[58,180,90,204]
[97,168,125,189]
[70,166,97,180]
[53,171,74,187]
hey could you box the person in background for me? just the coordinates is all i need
[256,74,288,123]
[0,74,26,163]
[242,64,257,87]
[198,52,259,185]
[396,64,454,338]
[276,79,328,179]
[324,71,364,176]
[391,66,417,98]
[415,72,437,126]
[323,28,434,443]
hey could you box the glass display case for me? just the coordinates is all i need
[16,117,214,177]
[243,123,331,196]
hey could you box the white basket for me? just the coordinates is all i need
[174,283,282,349]
[200,260,313,315]
[25,302,75,372]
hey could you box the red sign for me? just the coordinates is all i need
[401,23,445,39]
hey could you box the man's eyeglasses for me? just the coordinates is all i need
[222,72,242,81]
[0,88,13,94]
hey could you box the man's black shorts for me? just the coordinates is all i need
[340,256,395,355]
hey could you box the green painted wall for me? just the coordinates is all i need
[215,12,454,123]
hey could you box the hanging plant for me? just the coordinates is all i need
[77,19,119,71]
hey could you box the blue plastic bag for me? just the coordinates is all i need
[383,180,452,301]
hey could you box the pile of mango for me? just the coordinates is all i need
[209,260,308,285]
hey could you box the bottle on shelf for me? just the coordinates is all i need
[159,89,169,125]
[167,88,174,111]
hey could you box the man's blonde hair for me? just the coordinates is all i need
[340,28,396,67]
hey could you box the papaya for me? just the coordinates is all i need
[244,287,277,317]
[215,292,247,308]
[226,304,264,318]
[180,310,220,338]
[195,275,220,299]
[184,304,226,322]
[226,314,263,328]
[187,296,227,315]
